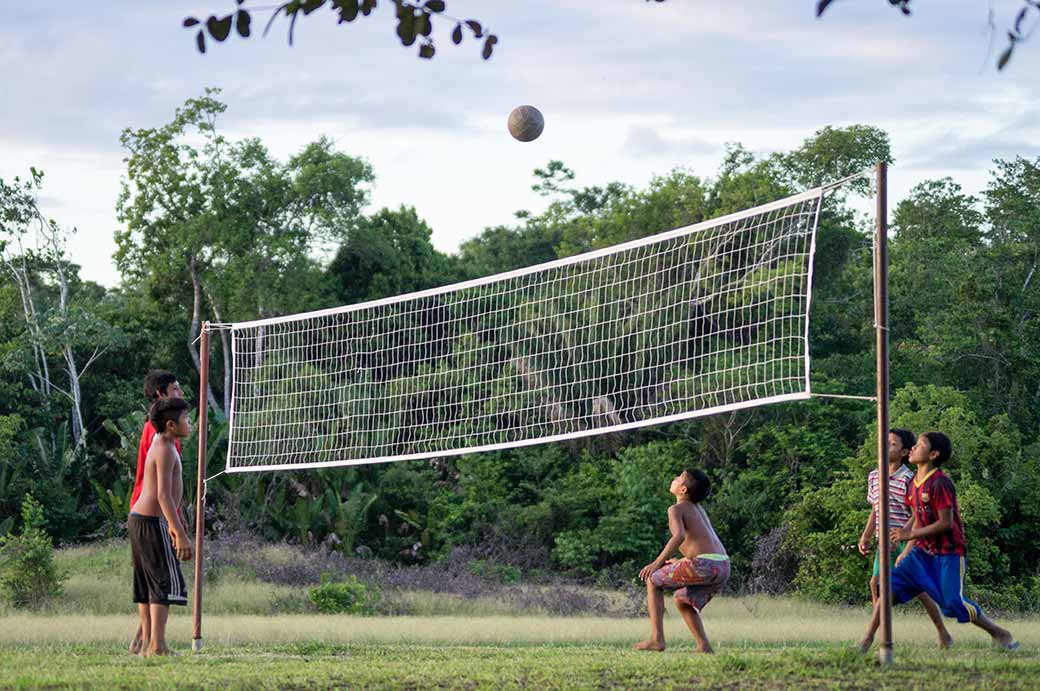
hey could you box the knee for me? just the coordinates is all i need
[673,595,694,612]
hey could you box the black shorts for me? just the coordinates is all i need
[129,513,187,606]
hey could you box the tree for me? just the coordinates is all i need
[116,89,374,415]
[889,165,1040,432]
[328,205,458,305]
[816,0,1039,71]
[184,0,497,61]
[186,1,1038,71]
[0,170,117,450]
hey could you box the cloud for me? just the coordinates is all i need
[622,125,717,160]
[903,131,1040,172]
[4,0,1040,291]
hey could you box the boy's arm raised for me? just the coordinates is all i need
[638,505,685,581]
[156,445,193,562]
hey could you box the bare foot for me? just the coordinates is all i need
[993,632,1020,651]
[129,638,142,655]
[632,640,665,652]
[145,645,175,657]
[856,639,872,654]
[696,644,714,654]
[939,633,954,649]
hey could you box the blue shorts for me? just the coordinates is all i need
[891,547,981,624]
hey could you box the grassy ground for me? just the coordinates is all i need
[2,540,1037,688]
[2,638,1038,689]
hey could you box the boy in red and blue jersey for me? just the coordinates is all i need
[859,432,1018,652]
[857,429,949,651]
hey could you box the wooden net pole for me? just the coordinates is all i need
[874,162,893,666]
[192,322,210,652]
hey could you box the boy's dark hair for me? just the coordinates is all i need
[922,432,952,467]
[144,370,179,402]
[890,428,915,456]
[682,469,711,503]
[149,397,190,435]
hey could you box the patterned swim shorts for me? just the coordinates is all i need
[650,556,730,612]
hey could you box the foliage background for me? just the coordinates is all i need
[2,93,1038,609]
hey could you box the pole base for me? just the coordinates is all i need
[877,645,893,667]
[192,638,203,653]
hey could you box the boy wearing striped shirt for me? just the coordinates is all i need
[860,432,1018,652]
[857,429,950,651]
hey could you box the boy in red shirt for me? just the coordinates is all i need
[859,432,1018,652]
[128,370,184,654]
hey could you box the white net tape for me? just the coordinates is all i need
[225,188,823,472]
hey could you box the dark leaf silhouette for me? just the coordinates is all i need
[184,0,506,61]
[236,10,252,37]
[334,0,360,22]
[815,0,836,16]
[396,12,418,46]
[206,14,234,41]
[196,30,206,53]
[1014,7,1028,33]
[997,44,1014,70]
[418,12,433,37]
[482,34,497,59]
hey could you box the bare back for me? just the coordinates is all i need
[130,434,182,518]
[674,501,726,559]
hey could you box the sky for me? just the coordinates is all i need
[2,1,1038,288]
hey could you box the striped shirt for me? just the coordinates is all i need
[867,465,914,533]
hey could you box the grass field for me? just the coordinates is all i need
[2,541,1037,688]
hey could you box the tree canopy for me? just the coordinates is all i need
[2,93,1038,609]
[182,1,1037,71]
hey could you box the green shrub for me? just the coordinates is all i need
[466,559,521,584]
[308,574,380,614]
[0,495,65,608]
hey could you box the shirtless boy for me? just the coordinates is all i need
[634,468,730,653]
[128,397,194,656]
[129,369,184,654]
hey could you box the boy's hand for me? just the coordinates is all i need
[857,535,871,556]
[638,561,661,582]
[174,536,193,562]
[890,526,912,543]
[171,531,193,561]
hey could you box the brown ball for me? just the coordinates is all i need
[508,105,544,142]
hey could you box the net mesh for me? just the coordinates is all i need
[225,188,823,472]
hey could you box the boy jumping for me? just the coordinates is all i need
[129,370,184,654]
[128,397,194,656]
[634,469,730,654]
[859,432,1018,652]
[857,428,951,651]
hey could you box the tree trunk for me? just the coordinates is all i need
[7,257,52,397]
[50,252,88,449]
[204,285,233,415]
[188,254,223,417]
